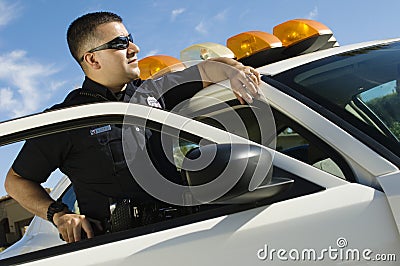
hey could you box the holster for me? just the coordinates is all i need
[107,198,181,233]
[108,199,139,232]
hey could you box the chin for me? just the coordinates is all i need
[129,70,140,80]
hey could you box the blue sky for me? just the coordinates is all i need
[0,0,400,196]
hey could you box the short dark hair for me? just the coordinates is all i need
[67,11,123,63]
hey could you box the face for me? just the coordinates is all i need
[85,22,140,90]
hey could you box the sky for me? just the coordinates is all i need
[0,0,400,196]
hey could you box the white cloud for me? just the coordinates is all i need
[0,50,62,118]
[194,9,228,35]
[195,21,208,35]
[214,9,228,21]
[171,8,185,21]
[144,49,160,57]
[0,87,17,111]
[0,1,22,27]
[307,6,319,20]
[49,80,67,92]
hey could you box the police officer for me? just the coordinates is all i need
[5,11,261,243]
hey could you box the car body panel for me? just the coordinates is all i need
[8,184,400,266]
[377,171,400,234]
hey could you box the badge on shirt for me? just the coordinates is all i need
[90,125,112,135]
[147,96,162,108]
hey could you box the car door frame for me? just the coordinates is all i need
[2,102,387,266]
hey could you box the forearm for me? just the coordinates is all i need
[196,57,261,104]
[5,168,54,220]
[196,57,244,87]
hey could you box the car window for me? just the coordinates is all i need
[354,80,400,141]
[277,127,345,179]
[190,99,352,180]
[273,41,400,160]
[273,108,353,180]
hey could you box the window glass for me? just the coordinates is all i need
[274,41,400,158]
[173,139,199,170]
[190,99,349,180]
[356,80,400,140]
[277,126,345,179]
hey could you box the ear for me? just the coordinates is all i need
[83,53,101,70]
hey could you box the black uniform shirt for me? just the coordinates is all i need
[12,66,203,220]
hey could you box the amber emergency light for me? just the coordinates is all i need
[138,55,186,80]
[273,19,333,55]
[226,31,282,60]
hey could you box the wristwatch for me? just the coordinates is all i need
[47,201,68,226]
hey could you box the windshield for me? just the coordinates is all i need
[274,41,400,158]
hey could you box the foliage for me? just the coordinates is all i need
[366,93,400,139]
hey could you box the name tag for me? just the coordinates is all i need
[90,125,112,135]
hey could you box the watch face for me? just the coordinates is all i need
[54,204,64,211]
[53,202,67,211]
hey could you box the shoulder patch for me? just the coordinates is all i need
[146,96,162,108]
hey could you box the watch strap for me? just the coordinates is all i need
[47,201,68,226]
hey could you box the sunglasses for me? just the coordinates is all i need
[81,34,134,61]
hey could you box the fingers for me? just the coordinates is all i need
[81,217,95,239]
[230,64,261,104]
[204,57,262,104]
[231,66,261,104]
[56,213,97,243]
[241,72,259,95]
[233,91,246,105]
[246,70,261,85]
[67,225,75,242]
[231,78,254,103]
[73,222,83,242]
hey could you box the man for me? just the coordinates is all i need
[5,12,261,243]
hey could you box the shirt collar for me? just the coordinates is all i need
[82,77,122,101]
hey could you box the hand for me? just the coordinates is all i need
[53,212,103,243]
[198,57,262,104]
[226,61,261,104]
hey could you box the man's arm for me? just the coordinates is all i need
[5,168,97,243]
[5,168,53,218]
[138,57,262,110]
[196,57,262,104]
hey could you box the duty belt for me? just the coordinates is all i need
[107,198,180,233]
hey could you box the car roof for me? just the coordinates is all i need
[257,38,400,76]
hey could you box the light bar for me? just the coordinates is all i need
[273,19,333,47]
[319,35,340,50]
[138,55,186,80]
[180,42,234,62]
[226,31,282,60]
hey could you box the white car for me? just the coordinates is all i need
[0,19,399,265]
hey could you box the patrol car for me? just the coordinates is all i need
[0,19,399,265]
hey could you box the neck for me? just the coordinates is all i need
[86,75,128,93]
[108,83,127,93]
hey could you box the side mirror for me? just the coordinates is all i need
[181,143,293,204]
